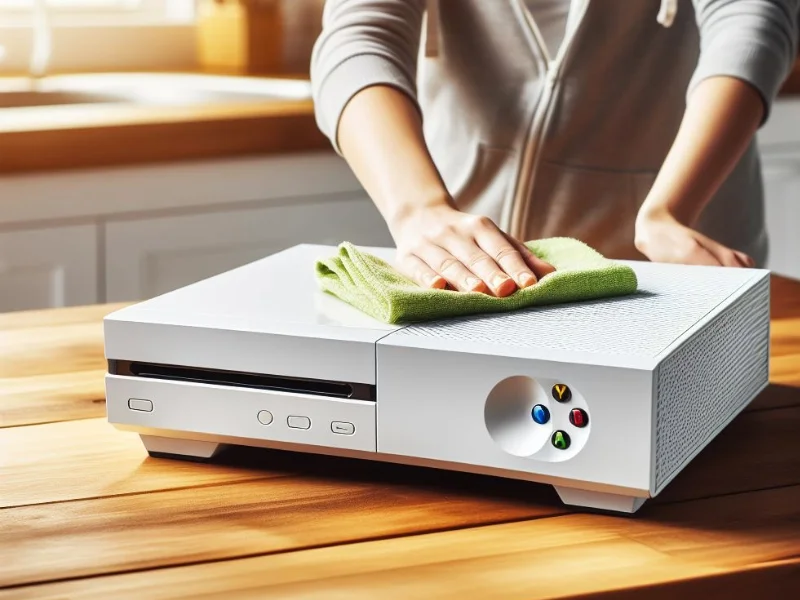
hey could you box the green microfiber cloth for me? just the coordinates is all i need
[315,237,638,324]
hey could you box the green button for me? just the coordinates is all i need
[552,430,571,450]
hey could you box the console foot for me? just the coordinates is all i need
[140,435,228,463]
[554,486,648,514]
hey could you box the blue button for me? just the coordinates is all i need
[531,404,550,424]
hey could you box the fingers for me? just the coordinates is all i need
[398,212,558,295]
[696,235,753,268]
[687,242,723,266]
[398,254,447,289]
[411,243,489,293]
[465,221,540,293]
[447,236,518,296]
[719,252,743,268]
[466,216,557,293]
[734,251,756,268]
[506,236,557,279]
[426,233,516,295]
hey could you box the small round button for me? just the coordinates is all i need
[257,410,273,425]
[569,408,588,428]
[552,430,571,450]
[531,404,550,424]
[551,384,571,403]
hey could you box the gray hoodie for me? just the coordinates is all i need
[310,0,799,264]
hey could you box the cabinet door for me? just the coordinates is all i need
[761,152,800,280]
[0,225,98,312]
[105,197,393,302]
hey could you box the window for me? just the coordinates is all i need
[0,0,194,22]
[0,0,141,8]
[0,0,196,72]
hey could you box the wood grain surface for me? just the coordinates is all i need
[0,303,127,427]
[10,485,797,600]
[1,275,799,598]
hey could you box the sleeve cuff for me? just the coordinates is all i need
[688,39,790,124]
[312,53,421,155]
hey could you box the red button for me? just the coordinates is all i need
[569,408,588,428]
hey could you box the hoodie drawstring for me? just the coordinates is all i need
[428,0,675,58]
[657,0,677,27]
[426,0,440,57]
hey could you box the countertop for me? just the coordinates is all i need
[0,74,330,174]
[2,62,799,176]
[1,276,799,598]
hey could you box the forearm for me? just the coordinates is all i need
[638,75,764,227]
[644,0,800,226]
[308,0,435,232]
[338,85,454,232]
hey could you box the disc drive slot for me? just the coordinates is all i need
[109,360,374,401]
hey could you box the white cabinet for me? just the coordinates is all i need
[105,196,393,302]
[759,99,800,281]
[0,224,98,312]
[761,151,800,280]
[0,152,389,312]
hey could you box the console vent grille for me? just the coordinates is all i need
[654,276,770,492]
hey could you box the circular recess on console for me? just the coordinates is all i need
[257,410,274,426]
[484,376,551,457]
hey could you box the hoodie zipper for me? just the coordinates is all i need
[506,0,590,239]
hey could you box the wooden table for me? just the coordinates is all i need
[1,277,799,599]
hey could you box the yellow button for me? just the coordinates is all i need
[552,384,572,402]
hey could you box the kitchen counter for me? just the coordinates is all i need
[0,73,329,174]
[2,61,799,176]
[1,275,799,598]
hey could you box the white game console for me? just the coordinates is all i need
[103,244,771,513]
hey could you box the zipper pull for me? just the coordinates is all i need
[545,63,558,88]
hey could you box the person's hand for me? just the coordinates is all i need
[634,208,754,267]
[390,204,556,296]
